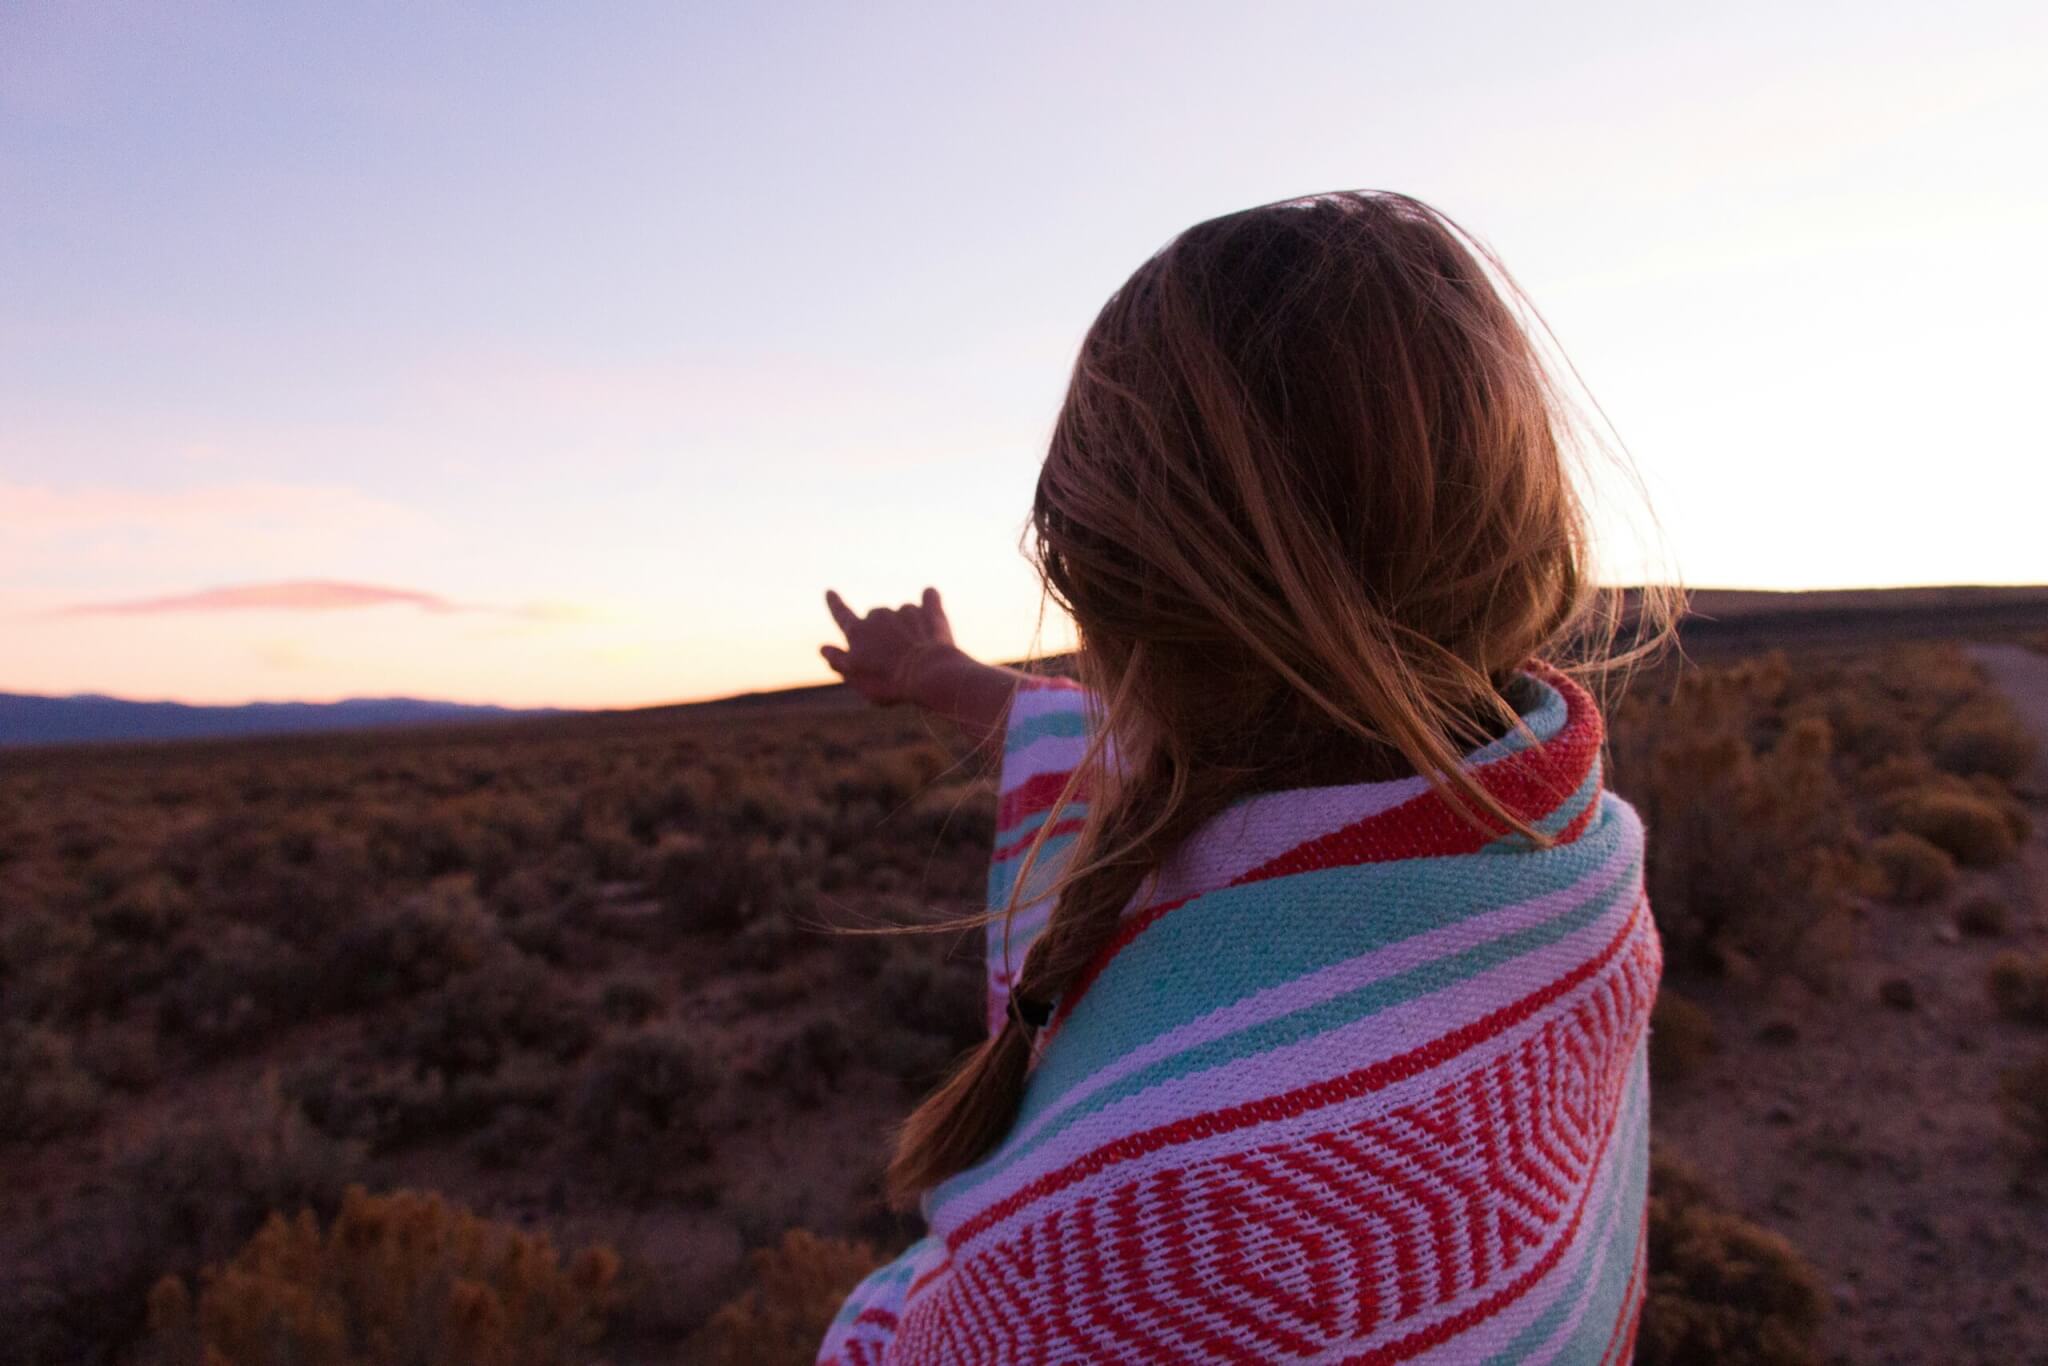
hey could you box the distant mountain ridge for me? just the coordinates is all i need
[10,584,2045,750]
[0,693,571,748]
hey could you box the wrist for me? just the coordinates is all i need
[895,640,971,707]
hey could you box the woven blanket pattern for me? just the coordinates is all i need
[820,663,1660,1364]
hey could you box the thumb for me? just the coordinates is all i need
[922,585,949,630]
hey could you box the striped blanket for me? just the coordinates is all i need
[820,662,1661,1364]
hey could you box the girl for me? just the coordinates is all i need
[816,189,1677,1364]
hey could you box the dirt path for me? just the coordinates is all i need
[1650,643,2048,1366]
[1969,643,2048,795]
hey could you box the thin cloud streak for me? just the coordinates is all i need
[55,580,458,616]
[48,580,584,621]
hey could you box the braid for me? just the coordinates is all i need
[883,739,1238,1209]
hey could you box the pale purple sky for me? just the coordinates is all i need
[4,1,2044,706]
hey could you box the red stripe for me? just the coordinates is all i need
[1553,787,1602,845]
[853,1307,898,1331]
[908,1256,951,1301]
[1238,662,1601,880]
[996,767,1086,831]
[1616,1266,1645,1365]
[950,894,1646,1251]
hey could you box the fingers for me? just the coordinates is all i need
[825,589,860,635]
[820,644,848,674]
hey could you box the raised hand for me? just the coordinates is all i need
[821,587,962,707]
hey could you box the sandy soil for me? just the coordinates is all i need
[1650,642,2048,1366]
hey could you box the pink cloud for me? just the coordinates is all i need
[48,579,594,624]
[58,580,461,617]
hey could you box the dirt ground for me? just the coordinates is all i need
[1650,642,2048,1366]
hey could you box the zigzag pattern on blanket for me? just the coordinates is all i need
[820,663,1660,1364]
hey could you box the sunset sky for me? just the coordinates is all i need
[4,1,2044,709]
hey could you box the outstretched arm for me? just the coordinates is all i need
[820,587,1035,757]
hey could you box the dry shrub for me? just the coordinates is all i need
[1639,1151,1826,1366]
[145,1185,619,1366]
[1999,1055,2048,1160]
[651,832,792,933]
[1798,687,1914,773]
[0,905,99,1021]
[900,781,998,852]
[291,1054,563,1154]
[467,1104,556,1172]
[693,1229,884,1366]
[828,745,940,810]
[93,872,192,943]
[1649,989,1717,1083]
[1968,773,2035,842]
[600,977,661,1025]
[1988,951,2048,1024]
[79,1020,162,1092]
[1856,753,1936,798]
[870,935,983,1048]
[327,886,497,1011]
[1867,831,1955,905]
[1931,700,2037,783]
[155,923,319,1053]
[749,1017,855,1109]
[1884,786,2020,868]
[372,957,594,1082]
[1611,658,1861,979]
[1956,895,2012,938]
[573,1026,717,1193]
[0,1019,104,1140]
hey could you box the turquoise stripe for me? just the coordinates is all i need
[828,1235,931,1326]
[935,841,1640,1209]
[1005,708,1091,754]
[987,828,1082,908]
[1019,815,1632,1112]
[1469,675,1570,762]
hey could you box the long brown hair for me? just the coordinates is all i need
[885,189,1681,1207]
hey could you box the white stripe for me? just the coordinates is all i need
[1006,681,1090,722]
[998,731,1094,794]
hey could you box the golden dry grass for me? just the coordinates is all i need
[692,1229,885,1366]
[144,1185,618,1366]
